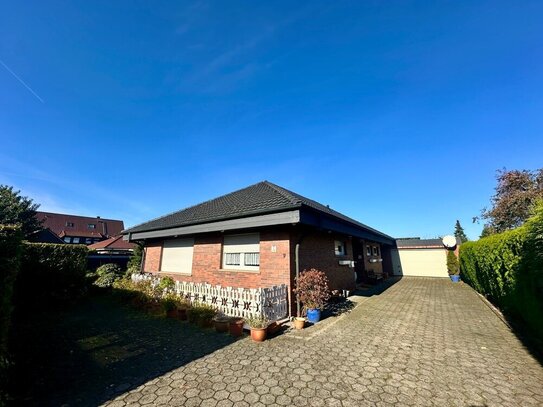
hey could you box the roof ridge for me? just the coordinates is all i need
[262,181,302,205]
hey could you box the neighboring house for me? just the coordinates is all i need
[88,235,137,270]
[391,237,461,277]
[26,228,65,244]
[122,181,395,316]
[36,211,125,245]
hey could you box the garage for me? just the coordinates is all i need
[391,238,455,277]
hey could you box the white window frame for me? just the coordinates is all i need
[222,233,260,271]
[160,238,194,275]
[335,240,347,256]
[73,237,80,244]
[366,245,372,256]
[372,246,379,256]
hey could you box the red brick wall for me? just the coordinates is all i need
[297,230,356,291]
[143,242,162,272]
[142,230,291,291]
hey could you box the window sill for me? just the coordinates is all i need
[158,271,192,276]
[219,268,260,274]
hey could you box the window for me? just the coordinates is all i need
[64,237,71,243]
[372,246,380,256]
[73,237,80,244]
[85,238,92,244]
[160,238,194,274]
[65,221,74,227]
[87,224,96,229]
[334,240,347,256]
[222,233,260,270]
[366,245,372,256]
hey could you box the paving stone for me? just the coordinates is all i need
[36,278,543,407]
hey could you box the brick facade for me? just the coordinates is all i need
[143,229,291,291]
[296,230,356,291]
[142,226,364,316]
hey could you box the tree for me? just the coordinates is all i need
[0,185,42,238]
[454,220,468,243]
[127,243,144,273]
[446,250,459,275]
[479,168,543,234]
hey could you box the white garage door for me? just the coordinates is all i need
[392,248,448,277]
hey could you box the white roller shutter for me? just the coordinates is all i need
[222,233,260,270]
[160,238,194,274]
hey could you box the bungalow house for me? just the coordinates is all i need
[122,181,395,317]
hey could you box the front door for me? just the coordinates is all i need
[351,238,366,283]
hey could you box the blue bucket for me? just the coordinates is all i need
[306,308,321,323]
[450,275,461,283]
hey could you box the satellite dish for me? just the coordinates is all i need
[442,235,457,248]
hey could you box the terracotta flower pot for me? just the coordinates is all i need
[214,317,230,333]
[250,327,267,342]
[229,318,245,337]
[294,317,305,330]
[177,308,188,321]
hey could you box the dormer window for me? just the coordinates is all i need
[65,221,74,227]
[87,224,96,229]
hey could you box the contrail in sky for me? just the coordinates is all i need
[0,59,44,103]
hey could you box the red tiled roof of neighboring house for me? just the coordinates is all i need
[88,235,136,250]
[37,211,124,239]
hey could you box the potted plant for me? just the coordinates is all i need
[213,315,231,333]
[177,298,190,321]
[293,317,305,330]
[447,250,461,282]
[294,268,331,324]
[246,315,268,342]
[197,303,217,328]
[229,318,245,337]
[187,305,201,324]
[162,294,178,318]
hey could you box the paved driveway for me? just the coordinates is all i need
[106,278,543,407]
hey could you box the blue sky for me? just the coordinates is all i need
[1,1,542,240]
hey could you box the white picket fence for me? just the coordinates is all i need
[131,273,288,321]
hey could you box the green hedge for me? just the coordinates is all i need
[0,225,23,403]
[17,243,89,306]
[460,203,543,338]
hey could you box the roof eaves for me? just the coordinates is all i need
[122,204,301,235]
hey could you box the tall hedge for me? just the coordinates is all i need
[0,225,22,403]
[460,202,543,338]
[17,243,89,306]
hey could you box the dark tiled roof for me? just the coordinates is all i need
[89,235,136,250]
[123,181,393,240]
[396,238,444,248]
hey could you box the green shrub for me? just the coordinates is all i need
[157,276,175,291]
[94,263,123,288]
[460,202,543,338]
[446,250,459,275]
[0,225,22,403]
[17,242,88,306]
